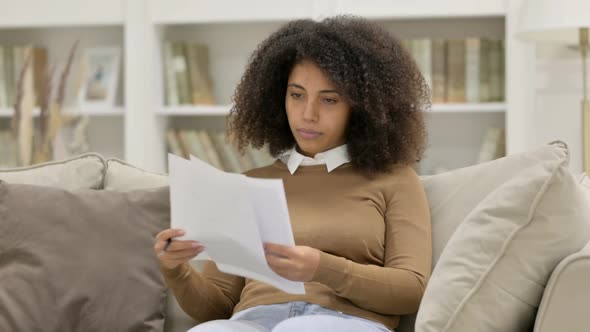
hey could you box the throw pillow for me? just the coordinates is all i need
[0,181,170,332]
[415,148,590,331]
[420,141,568,266]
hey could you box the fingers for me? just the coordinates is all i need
[156,228,185,242]
[159,250,203,270]
[265,252,293,270]
[155,240,201,253]
[162,246,204,260]
[264,243,293,258]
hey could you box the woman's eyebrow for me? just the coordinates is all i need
[288,83,340,94]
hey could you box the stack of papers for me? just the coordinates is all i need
[168,154,305,294]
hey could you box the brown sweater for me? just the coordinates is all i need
[161,161,432,330]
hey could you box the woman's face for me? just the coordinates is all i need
[285,60,351,158]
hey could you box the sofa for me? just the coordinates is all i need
[0,141,589,332]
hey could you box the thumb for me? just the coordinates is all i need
[264,243,292,258]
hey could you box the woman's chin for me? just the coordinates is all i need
[296,144,322,157]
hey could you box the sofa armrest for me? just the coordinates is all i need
[534,241,590,332]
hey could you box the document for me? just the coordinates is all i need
[168,153,305,294]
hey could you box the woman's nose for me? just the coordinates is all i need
[302,102,319,122]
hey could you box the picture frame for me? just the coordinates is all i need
[78,47,120,108]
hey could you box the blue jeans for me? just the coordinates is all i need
[187,301,393,332]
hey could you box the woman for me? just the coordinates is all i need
[154,15,432,332]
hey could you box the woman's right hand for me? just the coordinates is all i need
[154,229,205,270]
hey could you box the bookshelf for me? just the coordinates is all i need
[0,16,126,163]
[0,0,534,175]
[0,106,124,117]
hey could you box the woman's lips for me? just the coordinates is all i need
[297,129,322,139]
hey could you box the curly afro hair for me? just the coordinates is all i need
[227,15,430,175]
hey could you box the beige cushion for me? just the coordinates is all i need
[0,153,105,189]
[104,158,168,191]
[421,141,569,266]
[0,181,170,332]
[415,149,590,331]
[397,142,571,332]
[101,159,198,332]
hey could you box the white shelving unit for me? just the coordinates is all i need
[156,103,506,117]
[0,0,533,175]
[0,4,126,160]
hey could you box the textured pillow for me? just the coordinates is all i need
[415,149,590,331]
[0,153,105,189]
[420,141,568,266]
[101,160,198,331]
[104,158,168,191]
[0,181,170,332]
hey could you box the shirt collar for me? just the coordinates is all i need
[280,144,351,175]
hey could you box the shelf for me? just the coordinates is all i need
[150,0,318,25]
[64,106,125,117]
[150,0,505,25]
[0,106,125,118]
[334,0,505,20]
[430,103,505,114]
[157,103,505,117]
[0,0,124,28]
[158,105,231,116]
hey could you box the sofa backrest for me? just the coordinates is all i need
[3,148,584,332]
[0,153,106,190]
[104,158,168,191]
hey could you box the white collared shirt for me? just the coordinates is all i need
[280,144,351,175]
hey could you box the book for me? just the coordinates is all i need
[431,39,447,103]
[465,38,480,103]
[446,40,466,103]
[0,46,6,107]
[479,39,491,102]
[171,42,191,105]
[186,43,215,105]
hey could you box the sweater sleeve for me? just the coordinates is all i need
[311,166,432,315]
[160,261,245,322]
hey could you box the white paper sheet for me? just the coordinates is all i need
[168,154,305,294]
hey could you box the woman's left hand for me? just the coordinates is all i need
[264,243,321,282]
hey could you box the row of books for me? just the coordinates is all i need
[0,130,18,168]
[0,45,48,108]
[163,41,215,106]
[401,38,505,103]
[166,129,276,173]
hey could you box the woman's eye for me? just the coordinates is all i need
[323,98,337,104]
[290,93,302,99]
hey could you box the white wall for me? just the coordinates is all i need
[533,44,585,174]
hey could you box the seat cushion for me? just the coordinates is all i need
[415,148,590,331]
[0,152,105,189]
[0,181,170,332]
